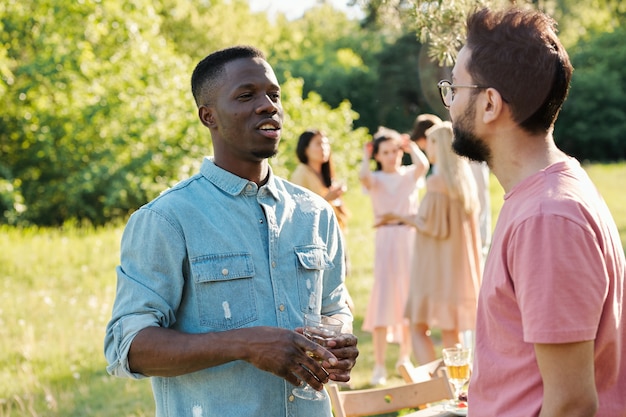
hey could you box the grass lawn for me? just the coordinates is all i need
[0,162,623,416]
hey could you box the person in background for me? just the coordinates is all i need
[291,129,354,312]
[359,126,429,385]
[459,160,491,350]
[443,7,625,416]
[380,122,482,365]
[291,130,349,231]
[468,161,491,259]
[401,113,442,166]
[104,45,358,417]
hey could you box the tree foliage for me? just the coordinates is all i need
[352,0,625,64]
[1,0,201,225]
[1,0,624,226]
[273,77,368,181]
[354,0,626,158]
[547,0,626,48]
[269,4,383,132]
[0,0,367,226]
[352,0,512,66]
[555,26,626,161]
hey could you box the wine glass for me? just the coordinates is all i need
[292,313,344,401]
[442,346,472,408]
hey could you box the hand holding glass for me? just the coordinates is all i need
[292,313,344,401]
[442,346,471,407]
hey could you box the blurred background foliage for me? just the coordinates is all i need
[1,0,624,226]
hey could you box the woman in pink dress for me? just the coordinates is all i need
[359,127,429,385]
[382,122,482,364]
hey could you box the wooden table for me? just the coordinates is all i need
[403,404,464,416]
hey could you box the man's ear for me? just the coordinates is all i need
[199,106,215,128]
[482,88,504,124]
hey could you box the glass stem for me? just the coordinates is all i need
[454,383,462,400]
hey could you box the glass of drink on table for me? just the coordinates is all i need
[442,346,472,408]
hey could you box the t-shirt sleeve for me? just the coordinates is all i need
[509,214,608,344]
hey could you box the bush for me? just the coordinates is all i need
[555,27,626,162]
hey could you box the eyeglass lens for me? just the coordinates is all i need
[439,81,451,108]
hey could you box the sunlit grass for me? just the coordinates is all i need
[585,163,626,249]
[0,225,154,416]
[0,162,623,416]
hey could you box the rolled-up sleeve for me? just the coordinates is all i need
[104,307,159,378]
[103,208,186,378]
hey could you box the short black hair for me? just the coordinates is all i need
[191,45,266,107]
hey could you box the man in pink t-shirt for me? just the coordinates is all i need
[438,7,626,417]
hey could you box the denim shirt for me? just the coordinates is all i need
[104,157,351,417]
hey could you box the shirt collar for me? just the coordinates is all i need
[200,157,281,200]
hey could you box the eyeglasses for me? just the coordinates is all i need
[437,80,487,108]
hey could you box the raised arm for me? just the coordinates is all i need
[402,136,429,180]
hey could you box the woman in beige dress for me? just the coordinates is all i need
[290,130,349,229]
[381,122,482,364]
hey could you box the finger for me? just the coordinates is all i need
[325,361,354,383]
[327,345,359,361]
[296,359,329,390]
[327,367,351,379]
[285,371,304,387]
[284,351,327,388]
[325,334,357,349]
[298,338,338,367]
[323,355,356,371]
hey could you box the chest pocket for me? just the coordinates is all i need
[294,245,334,314]
[191,253,257,330]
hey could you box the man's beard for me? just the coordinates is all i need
[452,126,491,163]
[451,99,491,164]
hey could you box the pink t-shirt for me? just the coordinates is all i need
[469,159,626,417]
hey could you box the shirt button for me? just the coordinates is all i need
[288,395,295,402]
[271,261,276,268]
[279,304,285,311]
[221,268,229,276]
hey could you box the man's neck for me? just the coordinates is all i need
[490,131,567,193]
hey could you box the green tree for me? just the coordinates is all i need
[373,32,447,132]
[555,27,626,161]
[354,0,626,161]
[353,0,511,65]
[0,0,368,226]
[269,3,384,132]
[0,0,201,225]
[548,0,626,48]
[156,0,280,58]
[275,76,369,183]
